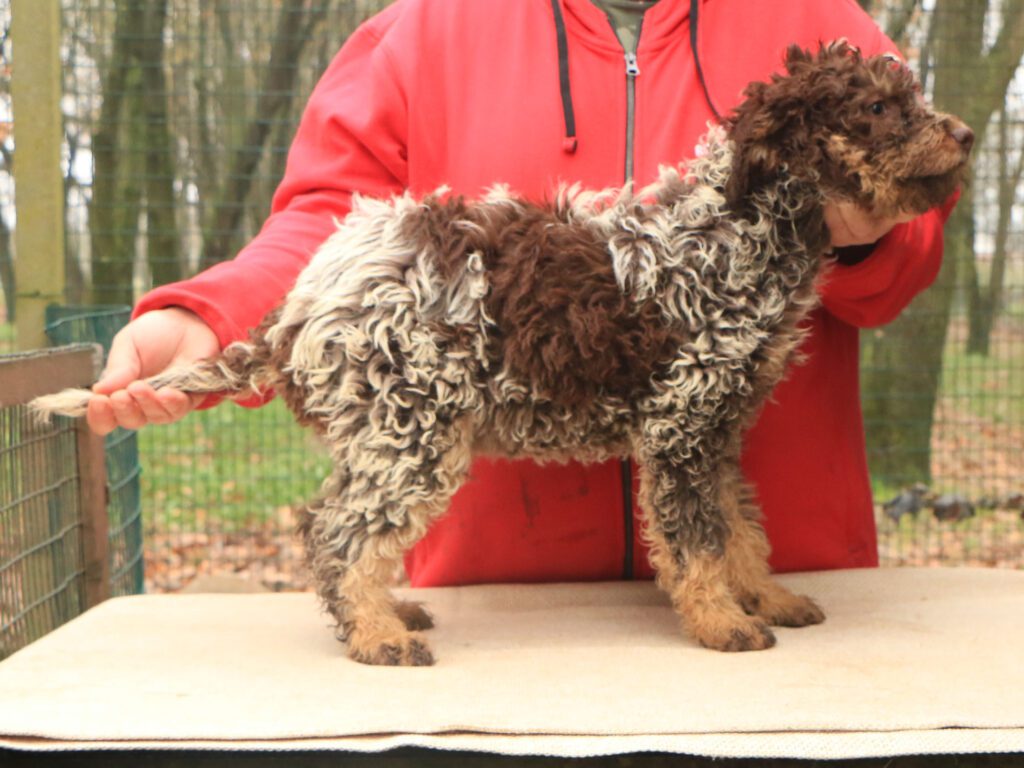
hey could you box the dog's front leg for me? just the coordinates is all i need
[715,460,825,629]
[635,436,777,652]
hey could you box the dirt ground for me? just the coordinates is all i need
[144,502,1024,595]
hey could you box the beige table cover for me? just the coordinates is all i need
[1,568,1022,759]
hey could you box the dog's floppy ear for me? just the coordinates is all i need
[724,45,821,207]
[725,43,852,208]
[724,81,775,208]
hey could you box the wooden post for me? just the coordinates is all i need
[0,345,102,407]
[77,421,110,608]
[11,0,66,350]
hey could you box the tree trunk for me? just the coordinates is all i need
[137,0,181,290]
[882,0,922,49]
[88,2,144,306]
[0,142,13,320]
[861,201,965,486]
[967,109,1022,355]
[861,0,1024,485]
[861,0,980,486]
[199,0,330,269]
[88,0,179,303]
[0,203,13,323]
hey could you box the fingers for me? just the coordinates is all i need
[130,382,201,423]
[86,326,160,434]
[93,329,144,396]
[825,201,911,249]
[82,308,220,434]
[86,396,120,436]
[85,383,200,435]
[824,203,873,247]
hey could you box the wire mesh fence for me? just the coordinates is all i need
[0,407,83,658]
[59,0,375,592]
[862,0,1024,567]
[0,346,107,659]
[45,305,144,596]
[1,0,1023,593]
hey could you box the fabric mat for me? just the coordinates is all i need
[1,568,1022,759]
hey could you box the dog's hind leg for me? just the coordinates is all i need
[302,509,434,666]
[298,415,474,666]
[716,462,825,628]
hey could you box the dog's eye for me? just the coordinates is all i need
[869,101,886,116]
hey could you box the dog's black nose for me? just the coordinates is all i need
[952,126,974,152]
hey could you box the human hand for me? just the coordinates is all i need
[823,200,917,249]
[87,307,221,435]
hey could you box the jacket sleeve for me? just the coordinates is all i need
[819,190,959,329]
[132,9,409,349]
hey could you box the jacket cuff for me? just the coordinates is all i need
[819,191,960,329]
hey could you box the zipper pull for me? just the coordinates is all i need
[625,52,640,77]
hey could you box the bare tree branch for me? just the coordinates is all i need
[974,0,1024,126]
[200,0,331,268]
[884,0,921,48]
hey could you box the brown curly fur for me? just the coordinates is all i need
[30,43,972,665]
[726,46,967,215]
[402,197,689,407]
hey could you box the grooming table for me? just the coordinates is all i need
[1,568,1022,762]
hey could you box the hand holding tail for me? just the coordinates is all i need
[30,308,221,434]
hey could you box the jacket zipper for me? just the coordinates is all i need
[620,31,642,580]
[623,50,640,181]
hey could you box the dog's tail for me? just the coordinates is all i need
[28,337,274,424]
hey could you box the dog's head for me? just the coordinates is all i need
[724,42,972,218]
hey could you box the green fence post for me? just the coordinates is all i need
[11,0,65,351]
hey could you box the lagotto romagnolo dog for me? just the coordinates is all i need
[34,43,972,665]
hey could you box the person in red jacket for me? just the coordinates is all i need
[86,0,955,587]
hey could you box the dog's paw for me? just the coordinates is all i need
[394,601,435,631]
[348,631,435,667]
[741,590,825,628]
[761,594,825,628]
[695,616,777,652]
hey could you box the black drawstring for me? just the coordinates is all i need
[552,0,721,156]
[690,0,722,122]
[551,0,579,153]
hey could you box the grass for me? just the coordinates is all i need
[137,397,332,534]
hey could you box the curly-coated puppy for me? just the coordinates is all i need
[34,43,972,665]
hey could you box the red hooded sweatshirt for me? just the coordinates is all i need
[135,0,954,586]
